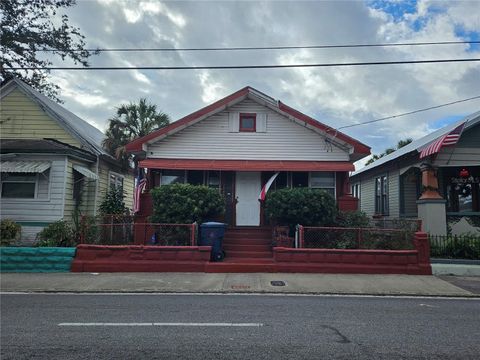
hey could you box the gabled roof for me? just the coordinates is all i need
[351,110,480,177]
[1,78,109,157]
[125,86,370,161]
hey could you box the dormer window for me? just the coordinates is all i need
[239,113,256,132]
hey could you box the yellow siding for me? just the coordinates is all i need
[97,160,134,213]
[63,159,97,222]
[0,89,81,147]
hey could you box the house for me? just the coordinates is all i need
[350,110,480,236]
[126,86,370,226]
[0,78,134,243]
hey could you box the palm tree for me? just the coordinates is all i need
[103,98,170,168]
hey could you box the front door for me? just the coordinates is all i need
[235,171,261,226]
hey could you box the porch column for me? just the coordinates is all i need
[337,172,359,212]
[416,163,447,235]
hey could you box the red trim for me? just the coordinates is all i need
[125,86,370,156]
[126,87,250,152]
[277,101,371,155]
[239,113,256,132]
[139,159,355,171]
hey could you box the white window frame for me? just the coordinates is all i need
[1,172,39,199]
[108,171,124,189]
[309,171,336,199]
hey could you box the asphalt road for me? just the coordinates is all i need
[1,294,479,359]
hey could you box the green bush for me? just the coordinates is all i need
[336,211,370,228]
[150,183,225,224]
[36,220,75,247]
[265,188,337,229]
[1,219,21,246]
[99,185,128,215]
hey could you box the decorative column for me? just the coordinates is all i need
[416,163,447,235]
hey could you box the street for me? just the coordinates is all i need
[1,294,479,359]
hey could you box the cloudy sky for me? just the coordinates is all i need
[48,0,479,167]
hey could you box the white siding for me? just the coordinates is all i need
[388,169,400,218]
[360,177,376,216]
[0,155,66,222]
[148,99,349,161]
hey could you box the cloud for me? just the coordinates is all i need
[47,0,479,167]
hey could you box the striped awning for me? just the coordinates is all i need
[73,164,98,180]
[0,161,51,173]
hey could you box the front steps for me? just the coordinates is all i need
[206,227,275,273]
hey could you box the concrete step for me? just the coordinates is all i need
[226,250,273,259]
[205,261,276,273]
[224,244,271,252]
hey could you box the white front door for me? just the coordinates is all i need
[235,171,261,226]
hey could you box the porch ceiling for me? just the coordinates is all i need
[139,158,354,171]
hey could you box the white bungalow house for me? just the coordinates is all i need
[350,110,480,236]
[126,86,370,226]
[0,78,134,243]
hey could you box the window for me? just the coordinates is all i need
[187,170,204,186]
[239,113,256,132]
[352,183,360,198]
[73,170,84,206]
[375,175,388,215]
[1,173,37,198]
[292,172,309,188]
[310,172,336,197]
[445,167,480,213]
[161,170,185,185]
[207,171,220,188]
[109,172,124,188]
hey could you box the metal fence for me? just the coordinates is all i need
[79,215,196,246]
[429,234,480,260]
[298,226,414,250]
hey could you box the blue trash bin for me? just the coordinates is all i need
[200,222,226,261]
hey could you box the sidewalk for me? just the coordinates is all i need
[1,273,478,297]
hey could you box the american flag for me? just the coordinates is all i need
[419,122,466,159]
[258,172,279,201]
[133,169,147,213]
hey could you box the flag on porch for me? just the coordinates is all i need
[259,172,280,201]
[419,121,466,159]
[133,168,147,213]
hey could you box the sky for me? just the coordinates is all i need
[45,0,480,168]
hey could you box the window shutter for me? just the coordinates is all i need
[228,112,239,132]
[257,113,267,132]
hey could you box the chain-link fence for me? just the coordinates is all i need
[79,215,196,246]
[299,226,414,250]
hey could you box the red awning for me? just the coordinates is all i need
[139,159,354,171]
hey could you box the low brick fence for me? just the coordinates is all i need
[273,232,431,274]
[71,244,212,272]
[0,247,76,272]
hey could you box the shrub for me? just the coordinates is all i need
[336,210,370,228]
[1,219,21,246]
[150,183,225,224]
[430,234,480,259]
[36,220,75,247]
[99,185,128,215]
[265,188,337,230]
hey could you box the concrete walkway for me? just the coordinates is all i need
[1,273,478,297]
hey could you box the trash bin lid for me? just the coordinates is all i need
[201,222,226,227]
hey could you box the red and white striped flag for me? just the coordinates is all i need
[133,171,147,213]
[259,172,280,201]
[419,121,466,159]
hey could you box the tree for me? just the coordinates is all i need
[0,0,97,102]
[102,98,171,167]
[365,138,413,166]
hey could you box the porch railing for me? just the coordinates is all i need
[296,226,415,250]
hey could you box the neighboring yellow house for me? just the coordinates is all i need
[0,78,134,243]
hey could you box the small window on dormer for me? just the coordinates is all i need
[239,113,256,132]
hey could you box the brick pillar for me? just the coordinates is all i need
[417,163,447,235]
[413,231,432,275]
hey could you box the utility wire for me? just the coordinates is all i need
[8,58,480,71]
[333,95,480,131]
[39,40,480,52]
